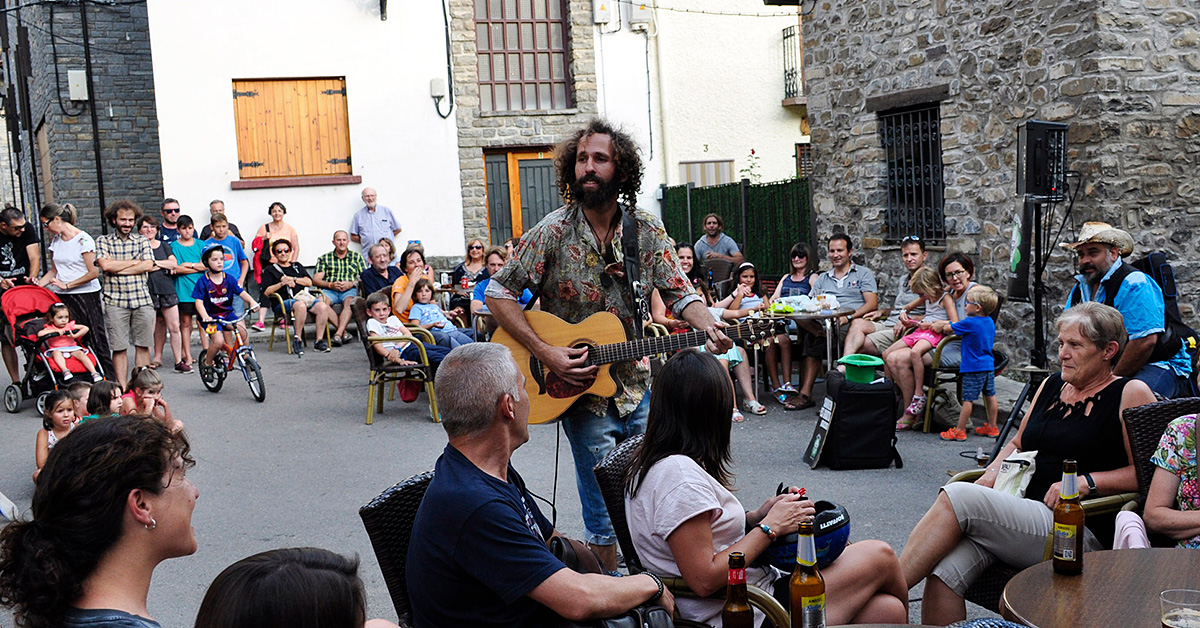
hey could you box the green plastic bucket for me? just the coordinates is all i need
[838,353,884,384]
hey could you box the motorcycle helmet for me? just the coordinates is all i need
[755,500,850,572]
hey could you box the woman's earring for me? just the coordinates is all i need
[146,517,157,531]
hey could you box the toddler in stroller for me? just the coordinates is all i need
[39,302,102,382]
[2,284,105,413]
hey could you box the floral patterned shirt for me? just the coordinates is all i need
[1151,414,1199,549]
[488,204,700,417]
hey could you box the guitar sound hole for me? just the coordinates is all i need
[544,342,597,399]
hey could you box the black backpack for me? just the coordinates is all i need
[1070,252,1200,373]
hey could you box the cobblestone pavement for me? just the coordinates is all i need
[1,337,1028,625]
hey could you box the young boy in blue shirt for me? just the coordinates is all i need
[923,285,1001,441]
[203,213,250,320]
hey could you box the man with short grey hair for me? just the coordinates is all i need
[198,199,244,244]
[350,187,402,261]
[408,343,672,628]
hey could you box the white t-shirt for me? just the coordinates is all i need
[366,315,408,351]
[625,455,778,626]
[48,231,101,294]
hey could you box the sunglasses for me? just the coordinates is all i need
[902,235,922,242]
[274,248,291,255]
[163,208,180,214]
[792,253,807,259]
[468,244,484,250]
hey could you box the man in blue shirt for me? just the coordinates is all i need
[1063,222,1193,398]
[359,243,403,295]
[203,214,250,319]
[407,343,672,628]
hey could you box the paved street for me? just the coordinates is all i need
[0,337,1018,625]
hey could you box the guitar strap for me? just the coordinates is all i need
[620,207,647,340]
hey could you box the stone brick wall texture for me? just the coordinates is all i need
[449,0,598,247]
[5,2,164,236]
[802,0,1200,364]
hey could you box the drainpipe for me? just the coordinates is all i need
[80,0,107,233]
[650,0,669,190]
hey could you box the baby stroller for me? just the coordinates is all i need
[2,284,104,414]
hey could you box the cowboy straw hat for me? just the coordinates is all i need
[1060,221,1135,257]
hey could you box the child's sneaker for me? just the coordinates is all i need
[91,372,103,382]
[250,321,266,332]
[61,371,74,381]
[940,427,967,441]
[905,395,927,416]
[975,424,1000,437]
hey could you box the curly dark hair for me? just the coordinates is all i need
[103,199,143,227]
[555,119,644,209]
[0,416,193,628]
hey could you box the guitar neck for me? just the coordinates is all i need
[585,324,754,366]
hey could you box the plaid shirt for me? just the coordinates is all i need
[95,232,153,309]
[315,249,366,284]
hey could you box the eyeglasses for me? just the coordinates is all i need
[946,270,968,278]
[965,300,979,306]
[468,244,484,250]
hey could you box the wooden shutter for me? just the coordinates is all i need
[232,78,352,179]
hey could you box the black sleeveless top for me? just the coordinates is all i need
[1021,374,1130,502]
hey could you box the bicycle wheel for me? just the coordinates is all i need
[244,354,266,402]
[200,354,226,392]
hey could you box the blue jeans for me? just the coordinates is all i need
[1134,363,1193,399]
[561,393,650,546]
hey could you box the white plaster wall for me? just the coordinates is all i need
[146,0,463,265]
[649,0,804,186]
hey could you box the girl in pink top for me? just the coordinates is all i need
[38,302,102,382]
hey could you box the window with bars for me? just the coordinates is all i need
[879,103,945,243]
[475,0,573,112]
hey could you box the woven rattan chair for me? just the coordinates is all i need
[593,434,792,628]
[1121,396,1200,506]
[359,471,434,628]
[351,299,439,424]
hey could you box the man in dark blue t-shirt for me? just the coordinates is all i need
[360,243,403,295]
[407,343,672,628]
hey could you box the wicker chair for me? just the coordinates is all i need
[359,471,434,628]
[702,258,735,299]
[593,434,792,628]
[350,298,439,424]
[1121,396,1200,547]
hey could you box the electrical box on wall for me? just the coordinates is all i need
[68,70,88,101]
[593,1,611,23]
[629,2,652,29]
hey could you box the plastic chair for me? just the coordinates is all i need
[350,299,439,424]
[593,434,791,628]
[359,470,434,628]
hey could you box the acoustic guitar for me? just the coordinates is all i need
[492,310,785,424]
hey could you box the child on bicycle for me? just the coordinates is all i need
[37,302,103,382]
[410,278,474,348]
[193,245,259,371]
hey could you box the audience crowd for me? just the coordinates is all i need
[1,164,1197,628]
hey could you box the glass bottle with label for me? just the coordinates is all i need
[722,552,754,628]
[1052,458,1085,576]
[790,520,826,628]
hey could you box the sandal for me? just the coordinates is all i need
[745,400,767,415]
[783,394,815,411]
[732,409,746,423]
[895,415,917,431]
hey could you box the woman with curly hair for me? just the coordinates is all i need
[0,416,198,628]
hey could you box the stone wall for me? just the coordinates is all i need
[802,0,1200,363]
[4,2,163,235]
[448,0,599,246]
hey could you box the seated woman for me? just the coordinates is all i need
[650,286,765,419]
[1143,413,1200,548]
[194,547,399,628]
[261,238,336,354]
[899,301,1156,625]
[768,242,820,410]
[624,349,908,626]
[0,415,198,628]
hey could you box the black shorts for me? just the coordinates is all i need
[177,301,197,317]
[151,292,179,309]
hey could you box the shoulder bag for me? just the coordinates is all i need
[257,222,272,266]
[992,450,1038,498]
[548,536,689,628]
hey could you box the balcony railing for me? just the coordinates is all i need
[782,25,803,102]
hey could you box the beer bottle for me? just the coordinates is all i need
[790,520,826,628]
[1052,458,1085,576]
[722,552,754,628]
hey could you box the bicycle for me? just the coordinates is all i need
[198,314,266,402]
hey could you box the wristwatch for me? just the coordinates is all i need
[1083,473,1098,497]
[755,523,777,541]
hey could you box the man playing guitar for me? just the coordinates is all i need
[486,120,733,572]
